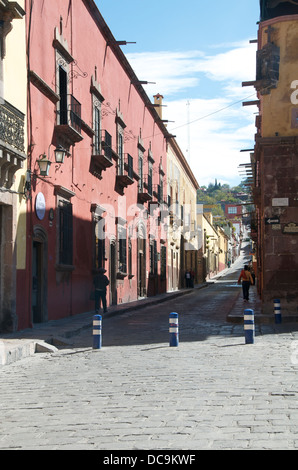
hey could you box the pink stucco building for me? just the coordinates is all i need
[20,0,169,328]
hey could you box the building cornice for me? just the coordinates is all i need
[256,135,298,146]
[82,0,169,139]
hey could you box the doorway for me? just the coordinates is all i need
[31,226,48,324]
[59,65,68,125]
[109,240,117,305]
[32,241,43,323]
[137,237,146,298]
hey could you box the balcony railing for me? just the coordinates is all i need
[153,184,164,204]
[59,94,82,132]
[0,100,25,153]
[55,94,83,145]
[116,153,134,191]
[0,100,26,187]
[91,129,113,177]
[126,154,134,179]
[138,174,152,203]
[101,130,113,161]
[147,174,152,196]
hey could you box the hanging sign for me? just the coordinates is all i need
[35,192,46,220]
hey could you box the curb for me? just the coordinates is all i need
[227,313,298,324]
[0,283,208,367]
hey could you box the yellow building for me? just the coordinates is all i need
[258,19,298,138]
[196,208,230,282]
[197,210,219,281]
[0,0,27,331]
[217,226,229,272]
[167,138,199,290]
[152,94,199,291]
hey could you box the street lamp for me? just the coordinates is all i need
[54,145,66,164]
[37,154,51,176]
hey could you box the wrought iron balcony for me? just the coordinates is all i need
[153,184,164,204]
[0,100,25,153]
[55,94,83,145]
[91,130,113,176]
[116,153,134,190]
[0,100,26,188]
[138,174,152,203]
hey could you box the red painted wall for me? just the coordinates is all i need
[22,0,168,328]
[224,204,242,219]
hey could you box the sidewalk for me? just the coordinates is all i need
[227,283,298,325]
[1,270,296,366]
[0,283,207,366]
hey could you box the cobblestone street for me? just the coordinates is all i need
[1,250,298,450]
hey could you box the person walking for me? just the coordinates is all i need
[238,265,253,302]
[185,269,191,288]
[93,268,109,313]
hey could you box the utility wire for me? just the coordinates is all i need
[141,90,259,142]
[168,92,258,133]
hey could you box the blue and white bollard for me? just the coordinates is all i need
[274,299,282,324]
[244,309,254,344]
[93,314,102,349]
[169,312,179,347]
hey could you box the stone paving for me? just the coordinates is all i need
[1,249,298,450]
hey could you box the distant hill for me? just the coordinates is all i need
[197,180,251,225]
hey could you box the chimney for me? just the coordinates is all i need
[153,93,163,119]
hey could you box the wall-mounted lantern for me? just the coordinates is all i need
[54,145,67,164]
[24,145,67,199]
[37,145,67,176]
[37,154,52,176]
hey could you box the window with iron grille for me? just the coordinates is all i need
[159,173,164,203]
[127,153,133,179]
[118,129,124,175]
[148,160,153,196]
[160,245,166,280]
[102,130,112,161]
[94,217,105,269]
[138,149,143,191]
[118,225,127,273]
[58,200,73,265]
[150,239,158,275]
[128,237,132,277]
[93,103,101,154]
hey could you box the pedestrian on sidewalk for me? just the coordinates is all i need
[238,265,253,302]
[185,269,191,288]
[93,268,109,313]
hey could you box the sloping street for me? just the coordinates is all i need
[1,245,298,451]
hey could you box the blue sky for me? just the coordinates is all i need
[96,0,261,187]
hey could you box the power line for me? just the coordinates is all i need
[168,92,258,133]
[141,90,259,142]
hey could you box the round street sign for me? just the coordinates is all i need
[35,192,46,220]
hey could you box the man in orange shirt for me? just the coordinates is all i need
[238,265,253,302]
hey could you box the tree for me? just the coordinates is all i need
[197,181,251,223]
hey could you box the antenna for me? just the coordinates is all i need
[186,100,190,163]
